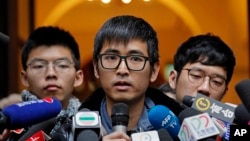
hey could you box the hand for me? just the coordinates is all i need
[102,131,131,141]
[0,129,11,141]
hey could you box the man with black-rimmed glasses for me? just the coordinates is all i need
[77,15,185,141]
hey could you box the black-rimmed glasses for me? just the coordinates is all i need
[98,54,150,71]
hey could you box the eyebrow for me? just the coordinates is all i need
[28,57,72,64]
[102,49,146,56]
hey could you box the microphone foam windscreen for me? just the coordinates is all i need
[50,133,67,141]
[18,117,57,141]
[0,32,9,46]
[178,108,201,124]
[111,103,129,126]
[2,97,62,129]
[76,130,99,141]
[148,105,180,139]
[234,104,250,125]
[235,79,250,112]
[182,95,194,107]
[158,128,174,141]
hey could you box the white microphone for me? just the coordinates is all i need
[131,130,160,141]
[131,128,174,141]
[72,109,100,141]
[211,117,228,137]
[178,108,220,141]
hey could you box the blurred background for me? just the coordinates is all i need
[0,0,249,104]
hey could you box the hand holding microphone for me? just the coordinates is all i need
[102,103,130,141]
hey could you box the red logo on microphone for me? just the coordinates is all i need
[42,97,54,103]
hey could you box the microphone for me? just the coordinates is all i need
[131,128,174,141]
[234,104,250,125]
[178,108,220,141]
[182,95,233,141]
[76,130,99,141]
[25,130,51,141]
[131,130,159,141]
[111,103,129,133]
[148,105,180,139]
[158,128,174,141]
[0,32,9,46]
[235,79,250,114]
[72,108,100,141]
[49,133,66,141]
[0,97,61,133]
[182,95,195,107]
[182,94,235,124]
[211,117,228,138]
[18,118,57,141]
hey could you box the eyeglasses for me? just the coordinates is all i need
[182,68,227,91]
[27,59,74,74]
[98,54,150,71]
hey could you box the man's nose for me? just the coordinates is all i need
[116,59,129,72]
[197,76,210,91]
[45,63,57,75]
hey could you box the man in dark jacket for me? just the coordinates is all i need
[77,15,184,141]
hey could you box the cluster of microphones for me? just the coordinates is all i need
[1,78,250,140]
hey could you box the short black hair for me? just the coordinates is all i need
[93,15,159,65]
[21,26,80,70]
[173,33,236,84]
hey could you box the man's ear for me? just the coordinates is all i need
[93,62,100,79]
[74,70,84,87]
[168,70,178,89]
[150,62,160,82]
[20,70,29,87]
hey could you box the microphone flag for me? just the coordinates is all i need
[25,130,51,141]
[178,112,219,141]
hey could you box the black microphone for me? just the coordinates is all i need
[182,94,235,124]
[72,108,100,141]
[76,130,99,141]
[111,103,129,133]
[0,32,9,46]
[235,79,250,113]
[182,95,195,107]
[178,107,201,124]
[234,104,250,125]
[0,97,61,133]
[18,117,57,141]
[49,133,67,141]
[158,128,174,141]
